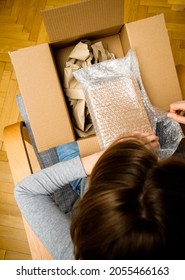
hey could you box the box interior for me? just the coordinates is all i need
[9,1,183,156]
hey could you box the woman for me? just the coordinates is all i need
[71,133,185,259]
[15,129,185,259]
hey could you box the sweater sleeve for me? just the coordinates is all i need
[14,156,86,260]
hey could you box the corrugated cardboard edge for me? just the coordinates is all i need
[41,0,124,44]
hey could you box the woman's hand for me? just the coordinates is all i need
[81,131,159,175]
[134,131,160,151]
[111,131,160,154]
[167,100,185,124]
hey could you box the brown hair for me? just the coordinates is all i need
[70,136,185,259]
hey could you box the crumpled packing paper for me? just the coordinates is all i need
[63,40,115,137]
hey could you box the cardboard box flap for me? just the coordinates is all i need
[121,14,182,110]
[41,0,124,44]
[9,44,75,152]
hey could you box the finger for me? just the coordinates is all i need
[140,133,159,144]
[145,139,160,151]
[167,112,185,124]
[169,101,185,114]
[131,131,154,138]
[146,134,159,142]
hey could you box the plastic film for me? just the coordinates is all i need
[74,49,184,159]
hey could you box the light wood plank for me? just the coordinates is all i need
[17,3,32,25]
[29,0,47,41]
[0,53,11,62]
[140,0,171,7]
[0,203,22,219]
[0,15,17,24]
[0,62,5,81]
[0,161,13,183]
[5,0,14,9]
[0,183,14,195]
[0,23,24,32]
[0,1,5,8]
[134,5,148,20]
[0,7,12,16]
[0,30,30,41]
[0,80,19,141]
[0,150,8,161]
[0,237,31,254]
[0,249,6,260]
[172,31,185,40]
[177,64,185,98]
[4,62,12,71]
[171,5,185,11]
[23,0,40,33]
[0,225,28,242]
[10,0,22,22]
[124,0,140,23]
[178,49,185,65]
[0,70,11,93]
[168,0,185,4]
[5,250,31,260]
[180,40,185,48]
[0,37,36,53]
[36,21,49,44]
[0,214,24,229]
[0,192,17,206]
[46,0,80,6]
[166,22,185,33]
[148,6,185,23]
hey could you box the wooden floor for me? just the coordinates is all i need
[0,0,185,260]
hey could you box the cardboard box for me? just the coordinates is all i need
[9,0,182,157]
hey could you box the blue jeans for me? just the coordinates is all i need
[56,142,84,195]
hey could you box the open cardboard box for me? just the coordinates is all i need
[4,0,184,260]
[9,0,182,157]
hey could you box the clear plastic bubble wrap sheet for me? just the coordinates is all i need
[74,49,184,159]
[75,76,152,149]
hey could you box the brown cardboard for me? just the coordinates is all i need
[9,0,183,157]
[121,14,182,111]
[77,136,100,157]
[41,0,124,45]
[9,44,75,152]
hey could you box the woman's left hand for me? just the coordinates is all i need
[134,131,160,152]
[111,131,160,154]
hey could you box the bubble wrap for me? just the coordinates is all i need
[74,49,184,159]
[80,76,151,148]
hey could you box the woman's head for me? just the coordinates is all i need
[71,135,185,259]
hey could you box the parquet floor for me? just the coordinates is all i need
[0,0,184,260]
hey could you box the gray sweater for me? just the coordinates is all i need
[14,156,87,260]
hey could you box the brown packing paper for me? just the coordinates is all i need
[63,40,115,137]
